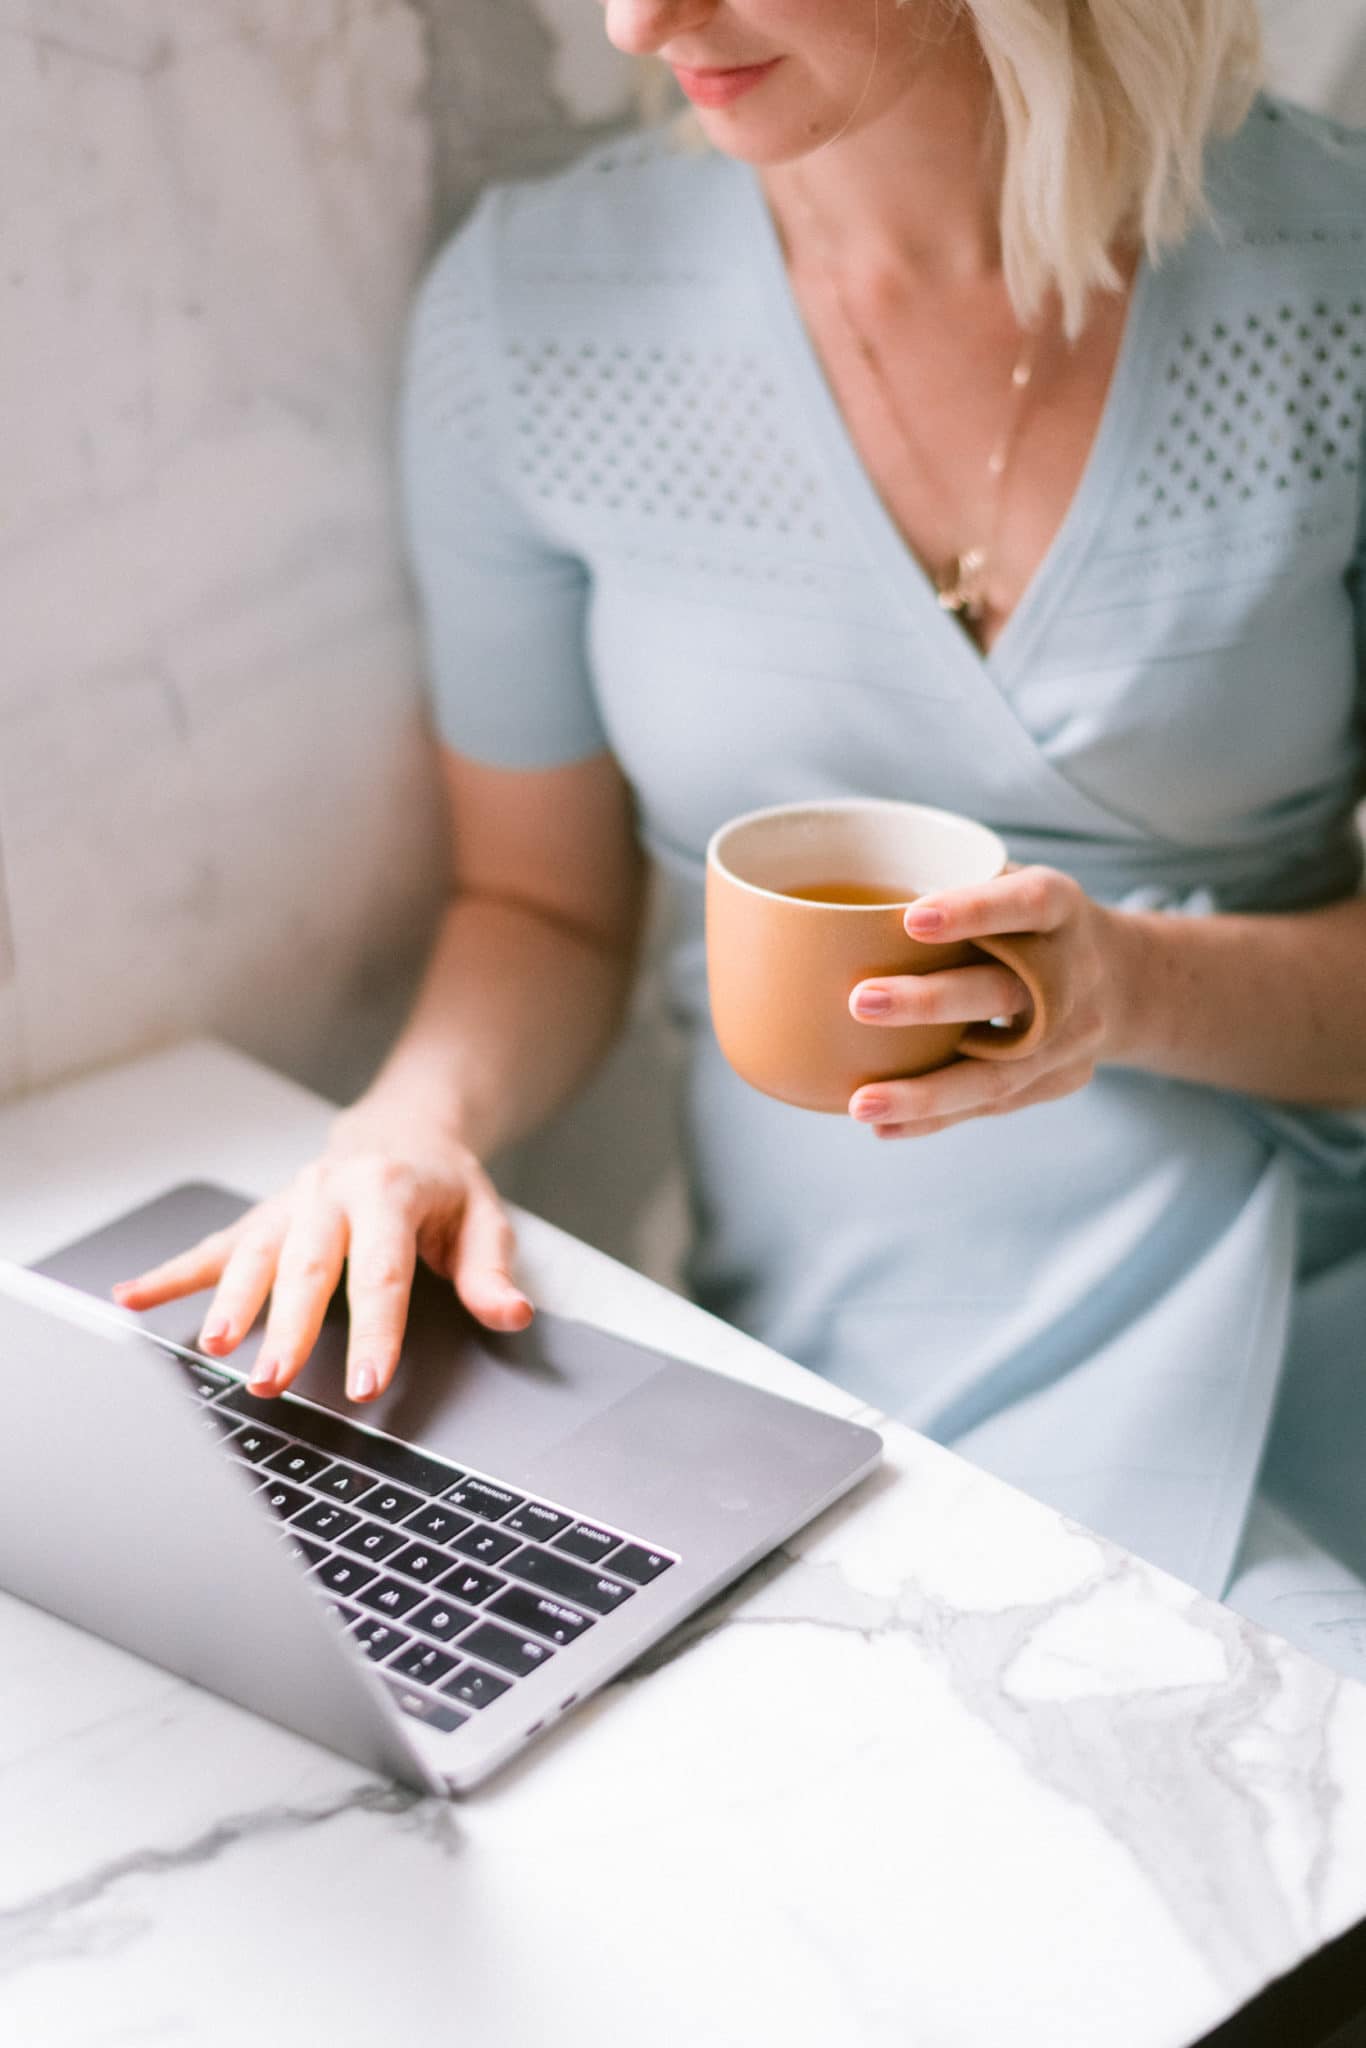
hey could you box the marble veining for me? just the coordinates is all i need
[628,1458,1354,1996]
[0,1779,417,1982]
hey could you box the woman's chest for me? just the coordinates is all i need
[510,251,1364,847]
[577,490,1359,871]
[778,263,1136,654]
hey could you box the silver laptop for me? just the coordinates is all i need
[0,1182,882,1794]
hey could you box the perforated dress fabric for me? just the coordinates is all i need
[400,100,1366,1674]
[1140,289,1366,514]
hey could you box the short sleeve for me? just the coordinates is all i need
[398,193,610,769]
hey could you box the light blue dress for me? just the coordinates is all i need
[400,99,1366,1677]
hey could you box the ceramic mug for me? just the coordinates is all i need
[705,797,1062,1114]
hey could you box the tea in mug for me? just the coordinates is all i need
[782,880,921,906]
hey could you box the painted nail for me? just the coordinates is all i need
[852,1094,890,1122]
[349,1363,378,1402]
[905,905,943,935]
[199,1317,230,1349]
[854,987,892,1018]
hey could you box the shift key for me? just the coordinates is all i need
[503,1545,634,1614]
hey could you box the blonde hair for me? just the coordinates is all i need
[645,0,1264,338]
[959,0,1263,335]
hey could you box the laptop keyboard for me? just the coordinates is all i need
[181,1360,677,1737]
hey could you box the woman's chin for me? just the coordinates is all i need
[689,106,855,167]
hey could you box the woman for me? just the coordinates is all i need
[117,1,1366,1673]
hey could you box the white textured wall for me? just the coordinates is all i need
[419,0,634,222]
[1262,0,1366,123]
[0,0,443,1103]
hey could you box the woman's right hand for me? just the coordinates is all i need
[110,1107,533,1405]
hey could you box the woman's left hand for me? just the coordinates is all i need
[847,865,1132,1139]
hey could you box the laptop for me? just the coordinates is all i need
[0,1182,882,1794]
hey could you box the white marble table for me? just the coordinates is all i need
[2,1039,1365,2047]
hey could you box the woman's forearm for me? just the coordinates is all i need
[343,889,641,1160]
[1108,891,1366,1107]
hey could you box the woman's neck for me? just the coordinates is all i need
[763,27,1005,297]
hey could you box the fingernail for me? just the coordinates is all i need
[199,1318,230,1349]
[905,905,943,935]
[852,1094,889,1122]
[249,1357,280,1394]
[853,986,892,1018]
[349,1363,378,1402]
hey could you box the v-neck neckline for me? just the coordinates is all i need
[736,160,1160,699]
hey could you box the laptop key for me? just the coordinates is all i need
[434,1562,504,1607]
[554,1522,621,1565]
[502,1546,634,1615]
[606,1544,676,1585]
[292,1500,360,1543]
[351,1617,410,1662]
[490,1585,593,1647]
[458,1622,555,1679]
[502,1500,572,1542]
[408,1598,476,1643]
[441,1664,512,1711]
[403,1502,472,1546]
[257,1479,311,1520]
[263,1443,332,1486]
[444,1477,522,1521]
[322,1598,359,1628]
[313,1554,379,1599]
[385,1682,469,1733]
[310,1461,374,1504]
[355,1482,424,1526]
[199,1408,241,1439]
[336,1519,406,1565]
[284,1533,327,1569]
[231,1423,287,1465]
[180,1361,234,1401]
[450,1524,520,1568]
[388,1542,451,1586]
[357,1575,426,1621]
[388,1642,458,1688]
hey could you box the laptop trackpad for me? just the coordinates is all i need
[297,1285,666,1478]
[33,1182,666,1478]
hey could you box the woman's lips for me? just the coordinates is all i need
[669,58,782,110]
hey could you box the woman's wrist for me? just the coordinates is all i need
[1097,905,1168,1070]
[332,1068,486,1165]
[1095,893,1366,1106]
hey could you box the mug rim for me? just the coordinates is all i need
[705,796,1008,908]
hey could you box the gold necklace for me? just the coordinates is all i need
[789,174,1048,642]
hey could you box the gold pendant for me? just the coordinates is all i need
[936,549,989,622]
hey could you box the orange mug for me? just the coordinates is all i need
[705,797,1062,1115]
